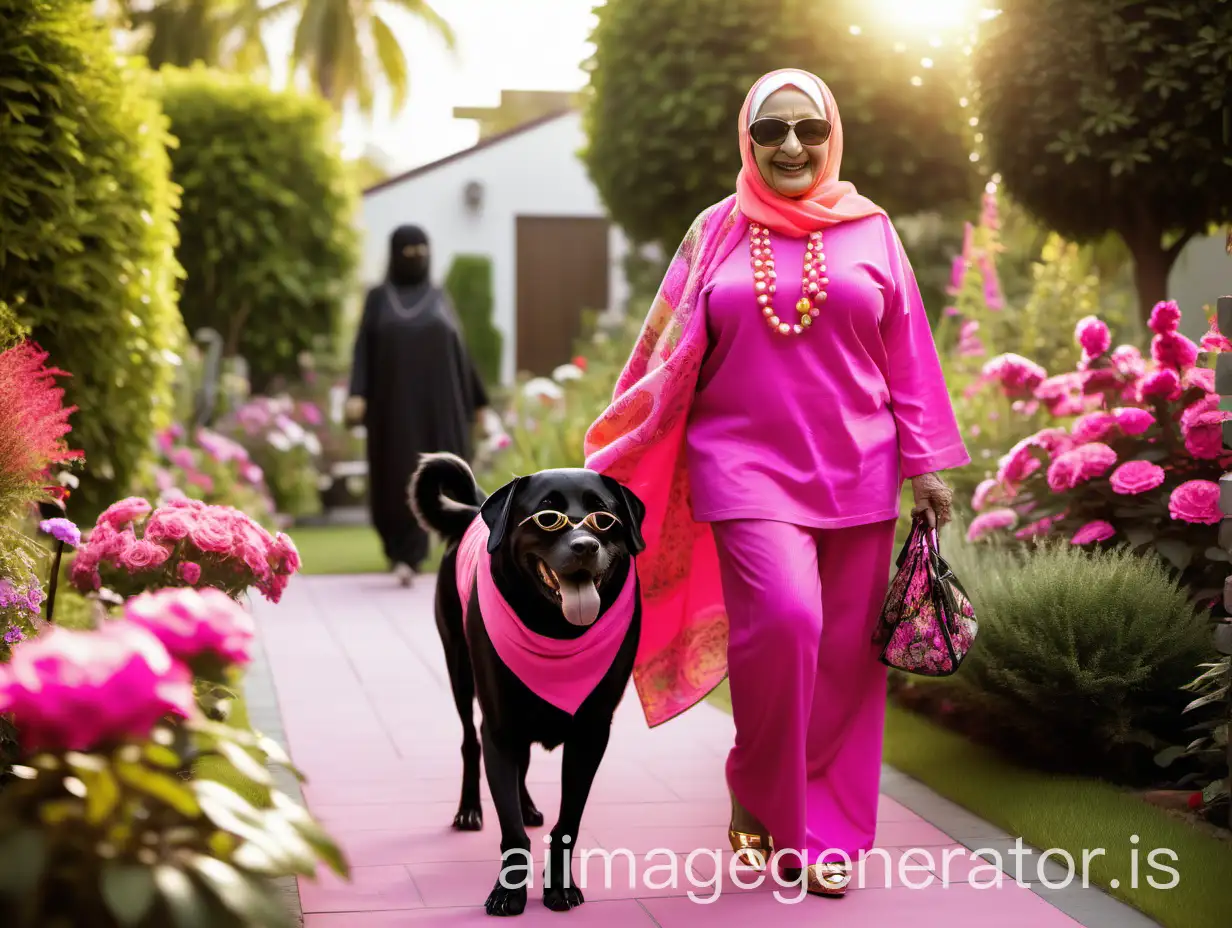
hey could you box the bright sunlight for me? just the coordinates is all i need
[864,0,989,32]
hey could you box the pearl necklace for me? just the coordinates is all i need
[749,223,828,336]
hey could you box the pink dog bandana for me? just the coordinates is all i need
[455,518,638,715]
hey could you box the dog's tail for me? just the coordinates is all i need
[409,452,484,543]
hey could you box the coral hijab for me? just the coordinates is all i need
[735,68,884,237]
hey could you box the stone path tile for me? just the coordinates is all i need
[252,573,1157,926]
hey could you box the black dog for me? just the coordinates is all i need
[409,453,645,916]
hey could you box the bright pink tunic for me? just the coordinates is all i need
[684,213,967,528]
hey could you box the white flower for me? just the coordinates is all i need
[304,433,322,456]
[552,363,584,383]
[268,431,292,452]
[522,377,564,403]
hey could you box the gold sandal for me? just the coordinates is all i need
[805,862,851,897]
[728,826,772,870]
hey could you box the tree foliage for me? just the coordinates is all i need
[155,65,361,390]
[0,0,186,520]
[972,0,1232,324]
[582,0,979,249]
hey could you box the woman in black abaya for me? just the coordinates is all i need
[346,225,491,585]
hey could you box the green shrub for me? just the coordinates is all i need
[946,534,1214,778]
[444,254,502,388]
[154,64,361,391]
[0,0,186,520]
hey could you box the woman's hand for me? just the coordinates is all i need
[910,472,954,529]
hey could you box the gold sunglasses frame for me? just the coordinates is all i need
[518,510,622,532]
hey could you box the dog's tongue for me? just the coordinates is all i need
[559,577,601,626]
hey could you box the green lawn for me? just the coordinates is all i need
[706,681,1232,928]
[285,524,442,576]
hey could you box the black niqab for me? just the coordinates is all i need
[349,225,490,572]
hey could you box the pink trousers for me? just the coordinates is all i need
[712,517,896,868]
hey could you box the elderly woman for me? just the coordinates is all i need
[584,69,968,895]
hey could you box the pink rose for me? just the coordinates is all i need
[1071,412,1117,443]
[272,533,301,574]
[1110,407,1155,436]
[145,508,196,543]
[0,624,194,752]
[1075,316,1111,358]
[1016,513,1063,539]
[996,438,1043,486]
[967,508,1017,541]
[1047,443,1116,491]
[972,478,1007,511]
[1071,520,1116,545]
[1185,367,1215,393]
[1152,332,1200,371]
[1168,479,1221,524]
[1109,461,1166,495]
[190,512,234,554]
[1111,345,1146,379]
[98,497,152,530]
[1148,300,1182,335]
[177,562,202,585]
[124,587,255,667]
[1180,396,1231,459]
[1139,368,1182,402]
[119,538,171,573]
[982,353,1047,398]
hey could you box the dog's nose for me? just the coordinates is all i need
[570,535,600,556]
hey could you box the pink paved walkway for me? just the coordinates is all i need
[254,573,1083,927]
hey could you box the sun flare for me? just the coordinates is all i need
[866,0,987,31]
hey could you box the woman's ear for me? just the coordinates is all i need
[601,475,647,555]
[480,476,524,554]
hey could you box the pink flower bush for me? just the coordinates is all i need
[1109,461,1166,495]
[125,587,255,669]
[70,496,301,602]
[979,353,1047,399]
[970,299,1229,595]
[0,623,194,752]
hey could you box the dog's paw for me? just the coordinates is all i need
[543,884,584,912]
[484,882,528,917]
[453,807,483,831]
[520,798,544,828]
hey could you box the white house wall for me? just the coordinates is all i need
[359,113,630,385]
[1169,231,1230,341]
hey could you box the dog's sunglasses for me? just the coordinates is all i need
[749,116,832,147]
[518,510,622,532]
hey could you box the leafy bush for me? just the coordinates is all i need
[945,534,1214,778]
[582,0,977,248]
[0,0,186,519]
[964,301,1232,599]
[1156,647,1230,812]
[154,64,361,391]
[445,255,502,389]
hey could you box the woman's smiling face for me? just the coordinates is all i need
[750,86,829,198]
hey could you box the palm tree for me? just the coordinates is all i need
[113,0,276,71]
[285,0,456,116]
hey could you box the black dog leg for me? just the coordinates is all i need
[543,725,611,911]
[482,722,532,917]
[516,742,543,827]
[445,638,483,831]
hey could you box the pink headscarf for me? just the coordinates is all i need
[735,68,884,237]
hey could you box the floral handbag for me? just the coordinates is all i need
[873,513,978,676]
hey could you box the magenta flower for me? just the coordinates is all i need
[1200,319,1232,353]
[1139,368,1183,402]
[967,508,1017,541]
[0,623,195,752]
[1075,316,1111,358]
[982,353,1047,398]
[1169,479,1222,524]
[119,537,171,574]
[125,587,255,668]
[39,517,80,547]
[1071,411,1117,443]
[1110,407,1155,436]
[98,497,152,530]
[1152,332,1200,371]
[1111,345,1146,379]
[1109,461,1166,495]
[1047,442,1116,492]
[1071,520,1116,545]
[946,256,966,295]
[972,478,1010,511]
[996,437,1043,486]
[1180,395,1231,459]
[1148,300,1183,335]
[177,562,202,585]
[1185,367,1215,393]
[1015,513,1063,539]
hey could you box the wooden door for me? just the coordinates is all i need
[515,216,610,376]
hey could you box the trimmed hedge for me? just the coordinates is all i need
[155,65,361,391]
[444,254,502,387]
[0,0,185,520]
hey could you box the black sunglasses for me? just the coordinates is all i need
[749,116,832,147]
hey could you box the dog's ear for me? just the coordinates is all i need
[600,475,647,556]
[480,476,524,554]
